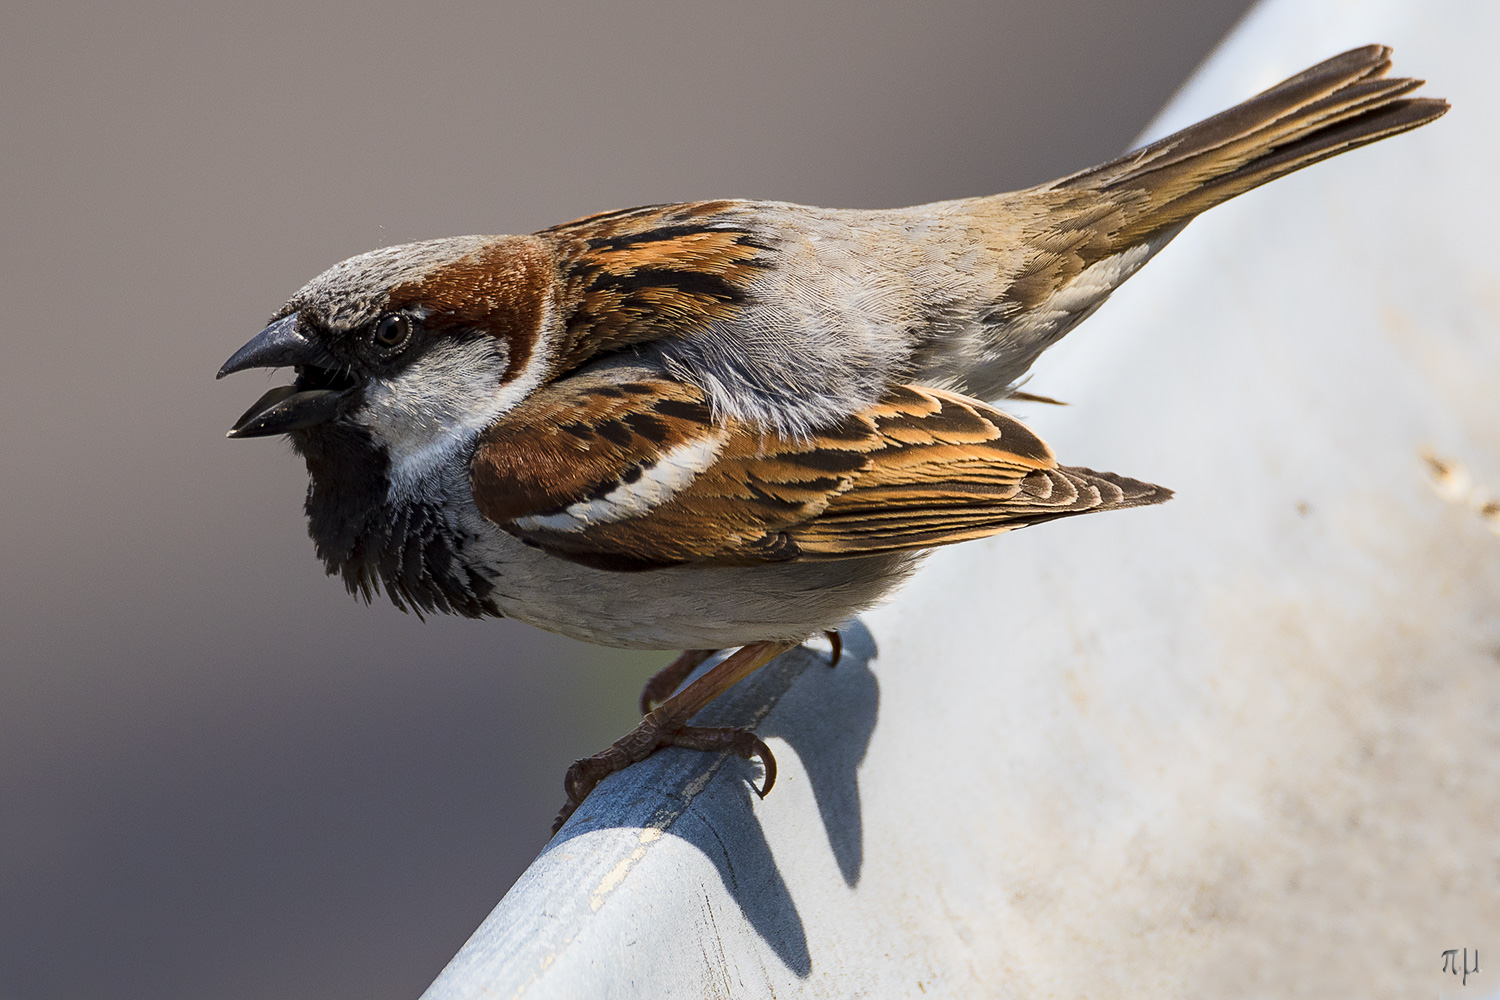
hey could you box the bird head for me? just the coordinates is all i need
[219,234,559,492]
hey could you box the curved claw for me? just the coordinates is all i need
[554,750,636,834]
[749,733,776,799]
[552,801,577,835]
[665,726,777,799]
[553,759,598,834]
[824,630,843,667]
[562,758,597,808]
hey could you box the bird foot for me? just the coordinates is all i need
[551,639,794,835]
[552,717,774,834]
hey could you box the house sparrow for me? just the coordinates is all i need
[219,45,1445,831]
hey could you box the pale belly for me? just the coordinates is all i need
[456,505,921,650]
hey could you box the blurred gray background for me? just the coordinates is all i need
[1,2,1251,997]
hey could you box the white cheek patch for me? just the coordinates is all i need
[514,433,729,533]
[356,335,550,495]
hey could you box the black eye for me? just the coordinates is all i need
[372,313,412,351]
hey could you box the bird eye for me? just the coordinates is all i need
[372,313,412,351]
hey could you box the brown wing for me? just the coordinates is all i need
[469,375,1170,571]
[468,369,878,570]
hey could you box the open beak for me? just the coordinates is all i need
[219,313,352,438]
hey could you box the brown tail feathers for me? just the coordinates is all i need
[1055,44,1449,246]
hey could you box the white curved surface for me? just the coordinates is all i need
[422,1,1500,996]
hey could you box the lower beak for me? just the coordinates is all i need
[227,385,346,438]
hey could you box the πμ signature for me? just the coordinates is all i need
[1442,948,1480,985]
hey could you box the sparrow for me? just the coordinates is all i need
[219,45,1445,831]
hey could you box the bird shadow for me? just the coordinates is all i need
[544,621,880,977]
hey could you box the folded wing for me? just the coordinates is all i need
[469,374,1170,571]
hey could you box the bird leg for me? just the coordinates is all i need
[553,639,796,834]
[640,633,839,717]
[638,648,717,715]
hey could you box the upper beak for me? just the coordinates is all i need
[218,312,328,378]
[219,312,349,438]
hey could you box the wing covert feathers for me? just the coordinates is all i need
[470,378,1170,571]
[540,201,774,374]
